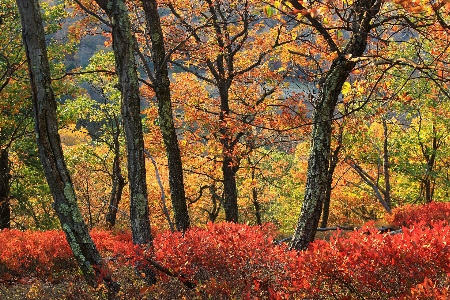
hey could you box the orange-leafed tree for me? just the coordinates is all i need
[161,0,298,223]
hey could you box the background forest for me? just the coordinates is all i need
[1,0,450,298]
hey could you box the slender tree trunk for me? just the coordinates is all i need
[16,0,117,289]
[141,0,190,232]
[249,162,262,225]
[106,131,125,227]
[321,138,341,228]
[0,148,11,229]
[252,187,262,226]
[94,0,152,245]
[207,183,222,222]
[382,119,392,210]
[290,0,382,250]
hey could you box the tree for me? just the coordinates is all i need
[282,0,450,250]
[166,0,290,222]
[285,0,383,250]
[16,0,117,289]
[0,0,30,229]
[91,0,152,245]
[140,0,190,232]
[61,51,127,228]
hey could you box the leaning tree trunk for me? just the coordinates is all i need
[0,148,11,229]
[141,0,190,232]
[290,0,382,251]
[16,0,116,288]
[94,0,152,245]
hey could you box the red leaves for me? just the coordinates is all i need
[1,216,449,298]
[386,202,450,228]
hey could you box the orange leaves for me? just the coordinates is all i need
[289,8,320,18]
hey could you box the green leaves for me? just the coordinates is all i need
[263,5,277,17]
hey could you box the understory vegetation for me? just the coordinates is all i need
[0,202,448,299]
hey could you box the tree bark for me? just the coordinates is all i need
[0,148,11,229]
[219,85,240,223]
[16,0,116,288]
[141,0,190,232]
[94,0,152,245]
[382,119,392,210]
[421,124,437,204]
[321,133,342,228]
[290,0,382,251]
[105,127,125,227]
[222,156,239,222]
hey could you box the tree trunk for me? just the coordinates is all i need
[94,0,152,245]
[253,187,262,226]
[382,119,392,210]
[250,162,262,225]
[106,130,125,227]
[218,85,240,223]
[222,156,239,222]
[290,0,382,250]
[0,148,11,229]
[423,128,437,204]
[207,183,222,222]
[141,0,190,232]
[16,0,116,288]
[320,135,341,228]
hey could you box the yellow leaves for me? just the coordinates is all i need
[341,82,352,96]
[59,124,91,147]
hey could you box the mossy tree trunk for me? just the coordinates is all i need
[290,0,382,251]
[141,0,190,232]
[16,0,115,288]
[94,0,152,245]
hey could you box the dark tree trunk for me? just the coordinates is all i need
[106,130,125,227]
[16,0,116,288]
[222,156,239,222]
[249,161,262,225]
[382,119,392,210]
[218,85,240,223]
[207,183,222,222]
[253,187,262,226]
[422,146,436,204]
[0,148,11,229]
[290,0,382,251]
[95,0,152,245]
[141,0,190,232]
[320,133,342,229]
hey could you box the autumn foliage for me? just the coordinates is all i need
[386,202,450,228]
[0,202,448,298]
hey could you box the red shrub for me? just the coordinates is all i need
[1,220,449,299]
[0,229,74,276]
[150,221,450,298]
[386,202,450,227]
